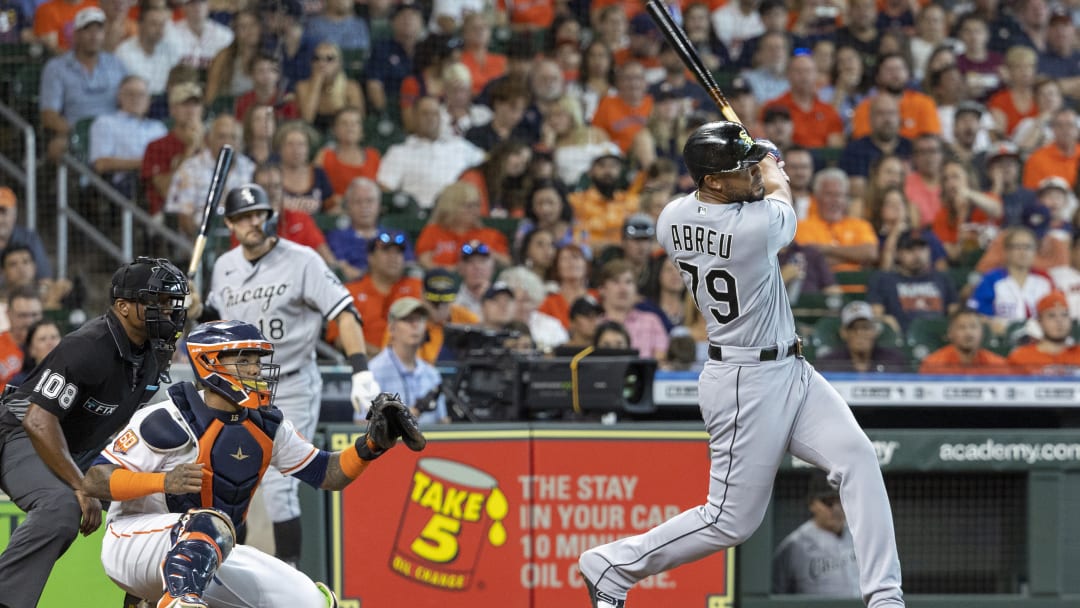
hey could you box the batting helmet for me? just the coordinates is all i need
[187,320,280,409]
[683,121,772,186]
[224,184,277,236]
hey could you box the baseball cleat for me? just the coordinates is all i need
[158,593,208,608]
[315,581,338,607]
[583,575,625,608]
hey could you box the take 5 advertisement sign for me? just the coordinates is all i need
[325,428,735,608]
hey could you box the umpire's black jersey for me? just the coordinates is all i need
[0,309,163,453]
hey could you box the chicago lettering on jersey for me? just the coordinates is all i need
[669,224,733,259]
[221,282,292,313]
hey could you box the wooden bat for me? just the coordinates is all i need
[187,144,235,279]
[644,0,743,124]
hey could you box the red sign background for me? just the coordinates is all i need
[331,429,734,608]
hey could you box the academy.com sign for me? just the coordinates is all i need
[939,439,1080,464]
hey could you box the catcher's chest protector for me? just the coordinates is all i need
[165,383,282,525]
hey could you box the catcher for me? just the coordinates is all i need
[81,320,425,608]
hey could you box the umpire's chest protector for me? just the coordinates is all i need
[165,383,282,524]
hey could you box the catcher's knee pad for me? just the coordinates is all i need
[161,509,237,599]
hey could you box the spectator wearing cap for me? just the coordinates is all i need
[839,95,913,196]
[1039,9,1080,92]
[1049,232,1080,320]
[32,0,96,52]
[141,82,205,217]
[456,239,496,317]
[983,141,1037,227]
[851,54,942,141]
[608,213,657,290]
[1013,78,1066,156]
[968,226,1055,335]
[479,281,516,330]
[592,61,654,155]
[40,7,128,161]
[0,189,51,283]
[114,3,181,96]
[649,43,714,113]
[166,115,256,237]
[305,0,370,53]
[1007,290,1080,374]
[365,3,423,115]
[919,307,1011,374]
[816,301,910,372]
[762,53,844,149]
[710,0,766,62]
[499,266,569,351]
[171,0,234,69]
[459,13,507,97]
[948,102,995,165]
[772,471,860,597]
[326,177,414,273]
[975,179,1073,274]
[868,230,958,334]
[564,295,604,349]
[416,182,510,269]
[569,154,639,247]
[795,169,880,272]
[406,268,480,363]
[328,228,421,351]
[598,259,667,359]
[369,297,450,425]
[89,75,167,198]
[738,31,790,105]
[1023,107,1080,191]
[377,98,487,210]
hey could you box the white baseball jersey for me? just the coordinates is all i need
[656,193,797,348]
[206,238,352,374]
[773,520,860,596]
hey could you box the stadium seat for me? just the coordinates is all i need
[364,112,405,154]
[380,211,428,243]
[314,213,348,234]
[381,191,423,218]
[835,270,871,294]
[341,48,368,81]
[207,95,236,119]
[11,63,42,117]
[482,217,519,246]
[906,317,950,362]
[68,117,95,165]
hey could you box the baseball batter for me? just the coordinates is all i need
[578,122,905,608]
[200,184,380,565]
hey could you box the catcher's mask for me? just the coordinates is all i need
[186,320,280,409]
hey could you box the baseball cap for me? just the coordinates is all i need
[630,13,659,36]
[592,152,623,167]
[482,281,514,301]
[623,213,656,240]
[1037,290,1068,316]
[1050,7,1072,25]
[1037,176,1071,196]
[569,295,603,318]
[461,240,491,259]
[1021,203,1053,240]
[0,187,15,209]
[897,229,929,250]
[954,100,986,119]
[762,105,792,124]
[74,7,106,30]
[729,77,752,97]
[840,300,875,328]
[367,231,408,253]
[423,268,459,303]
[985,141,1021,165]
[391,2,423,18]
[388,297,429,321]
[168,82,203,106]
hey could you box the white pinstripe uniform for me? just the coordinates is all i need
[206,238,352,521]
[579,193,905,607]
[98,399,328,606]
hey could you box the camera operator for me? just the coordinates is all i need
[565,295,604,350]
[368,297,450,425]
[480,281,516,330]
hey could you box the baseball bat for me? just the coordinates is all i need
[187,144,235,278]
[644,0,743,124]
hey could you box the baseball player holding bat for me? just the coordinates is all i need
[81,320,424,607]
[197,184,381,567]
[577,123,906,606]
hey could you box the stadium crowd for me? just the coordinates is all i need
[2,0,1080,392]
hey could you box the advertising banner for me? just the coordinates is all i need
[325,428,735,608]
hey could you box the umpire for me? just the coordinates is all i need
[0,257,188,608]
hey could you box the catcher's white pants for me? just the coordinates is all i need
[261,364,323,522]
[580,356,905,608]
[102,513,328,606]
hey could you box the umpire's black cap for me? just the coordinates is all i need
[683,121,772,186]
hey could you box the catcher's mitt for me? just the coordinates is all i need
[369,392,427,452]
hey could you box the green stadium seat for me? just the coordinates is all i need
[208,94,236,119]
[68,117,95,164]
[815,147,843,166]
[341,48,369,80]
[314,213,348,234]
[11,62,42,116]
[835,270,872,293]
[906,317,949,362]
[380,212,428,243]
[809,316,842,358]
[481,217,519,247]
[364,112,405,154]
